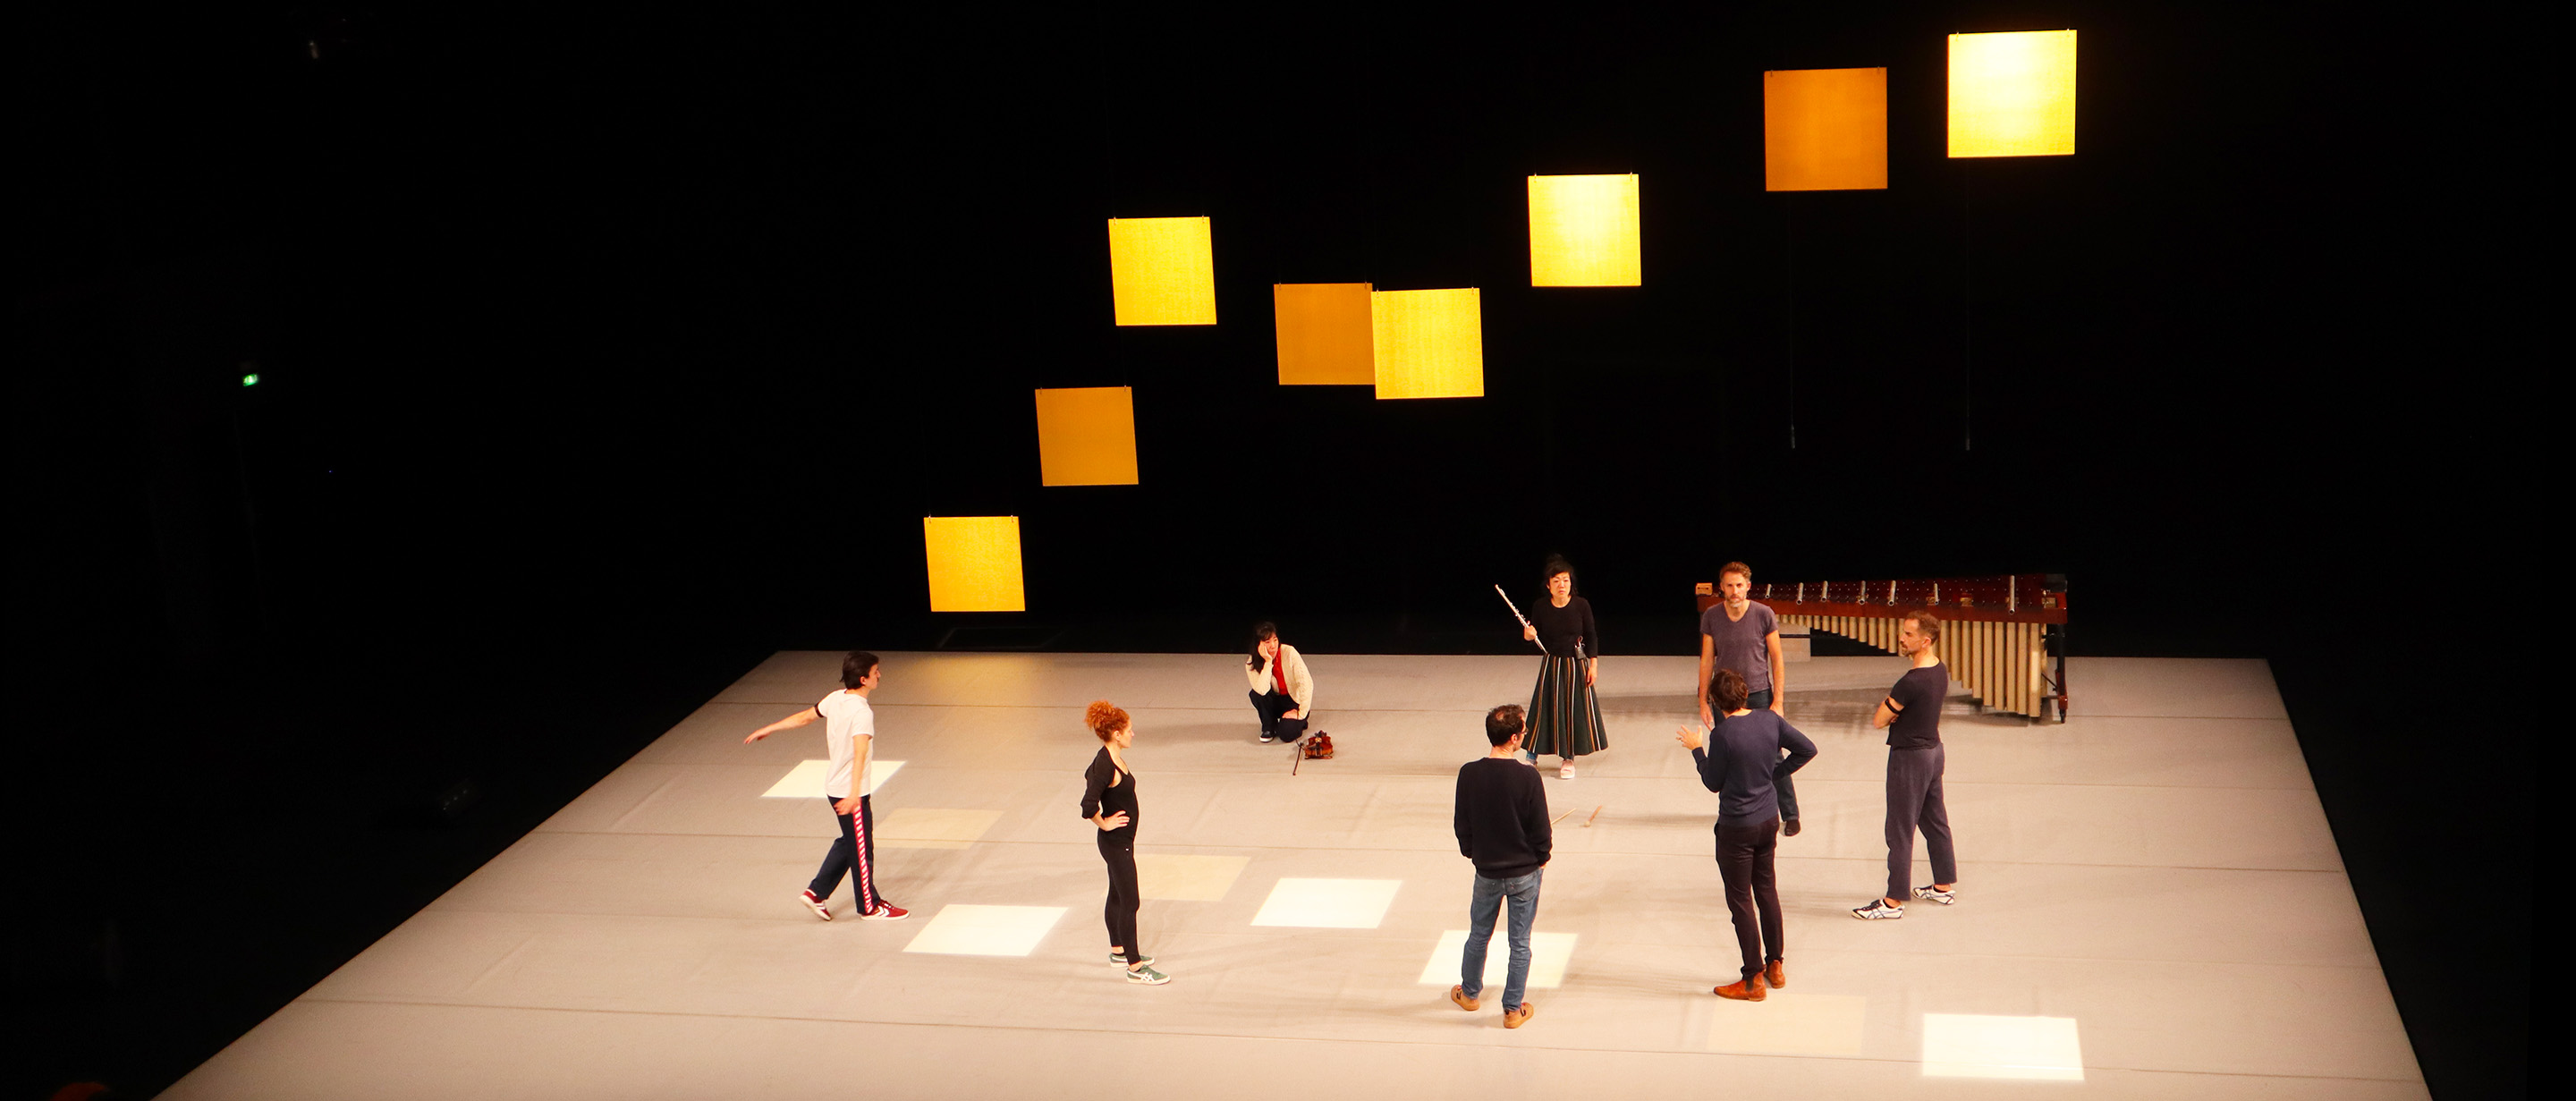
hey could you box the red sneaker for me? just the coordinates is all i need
[799,889,833,921]
[860,903,911,921]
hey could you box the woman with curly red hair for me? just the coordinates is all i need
[1080,700,1170,985]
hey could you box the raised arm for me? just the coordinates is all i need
[744,706,819,743]
[1691,744,1727,794]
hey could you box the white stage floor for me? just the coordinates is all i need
[165,652,2427,1099]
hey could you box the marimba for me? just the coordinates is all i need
[1695,574,2069,722]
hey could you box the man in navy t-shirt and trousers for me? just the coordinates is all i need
[1678,667,1818,1000]
[1854,612,1960,919]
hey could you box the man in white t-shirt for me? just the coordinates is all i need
[746,651,909,921]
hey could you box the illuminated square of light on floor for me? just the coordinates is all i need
[1250,878,1402,928]
[1920,1013,2086,1080]
[879,808,1003,850]
[1708,993,1868,1056]
[1138,854,1249,901]
[1414,929,1577,988]
[760,760,904,798]
[902,905,1067,956]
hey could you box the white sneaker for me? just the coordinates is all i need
[1852,899,1904,920]
[1911,885,1956,905]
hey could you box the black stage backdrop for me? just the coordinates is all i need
[11,4,2535,1097]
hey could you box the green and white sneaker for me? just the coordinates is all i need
[1124,964,1172,985]
[1110,952,1157,967]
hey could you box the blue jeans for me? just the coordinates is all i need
[1462,868,1543,1012]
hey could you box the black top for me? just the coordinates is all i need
[1453,757,1552,878]
[1690,710,1818,826]
[1527,596,1599,658]
[1080,747,1138,830]
[1885,663,1948,750]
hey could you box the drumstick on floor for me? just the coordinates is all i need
[1583,805,1604,827]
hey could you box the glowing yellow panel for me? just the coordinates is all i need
[1272,283,1375,385]
[1370,288,1483,400]
[1032,386,1139,486]
[1765,68,1888,191]
[921,516,1026,612]
[1106,216,1216,326]
[1949,30,2077,157]
[1527,174,1640,287]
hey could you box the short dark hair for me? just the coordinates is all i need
[1484,704,1526,746]
[1904,612,1943,647]
[1710,667,1750,714]
[1543,555,1573,583]
[841,651,881,689]
[1719,561,1752,582]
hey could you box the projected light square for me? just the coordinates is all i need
[1708,993,1868,1056]
[1766,68,1888,191]
[1272,283,1375,385]
[1528,174,1641,286]
[1250,878,1402,928]
[1370,288,1483,400]
[1033,386,1138,487]
[902,904,1066,957]
[1949,30,2078,157]
[760,759,905,798]
[1137,853,1250,902]
[921,516,1025,612]
[1414,929,1577,988]
[1920,1013,2086,1080]
[1107,216,1216,326]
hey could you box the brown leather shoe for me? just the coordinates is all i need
[1504,1001,1537,1028]
[1765,959,1786,988]
[1449,985,1479,1012]
[1713,975,1767,1001]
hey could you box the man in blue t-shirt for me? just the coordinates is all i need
[1852,614,1959,920]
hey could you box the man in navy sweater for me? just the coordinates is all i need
[1450,704,1551,1029]
[1677,668,1818,1000]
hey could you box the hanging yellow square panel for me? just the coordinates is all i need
[1527,174,1641,286]
[1106,216,1217,325]
[1272,283,1375,385]
[921,516,1027,612]
[1371,288,1483,399]
[1765,68,1888,191]
[1949,30,2077,157]
[1033,386,1139,486]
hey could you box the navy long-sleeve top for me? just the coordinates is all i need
[1690,709,1818,827]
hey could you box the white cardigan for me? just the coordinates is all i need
[1245,644,1316,716]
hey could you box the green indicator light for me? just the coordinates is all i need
[241,374,260,386]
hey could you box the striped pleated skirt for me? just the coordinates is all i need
[1526,655,1607,758]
